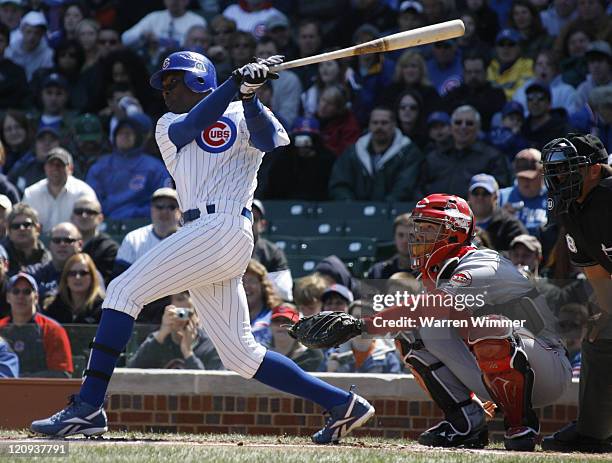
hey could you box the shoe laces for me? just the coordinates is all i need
[51,395,80,422]
[321,385,358,428]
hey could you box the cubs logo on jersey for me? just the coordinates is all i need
[196,116,237,153]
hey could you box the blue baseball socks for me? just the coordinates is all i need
[80,309,135,408]
[253,350,350,410]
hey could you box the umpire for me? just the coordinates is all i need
[540,133,612,453]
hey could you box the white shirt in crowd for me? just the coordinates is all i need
[116,224,166,266]
[22,176,97,233]
[222,4,282,38]
[121,10,206,48]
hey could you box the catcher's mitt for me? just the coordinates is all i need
[288,311,364,349]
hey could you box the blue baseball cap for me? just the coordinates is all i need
[8,272,38,293]
[36,125,60,139]
[502,101,524,117]
[526,80,551,99]
[496,28,521,45]
[292,116,320,136]
[469,173,499,194]
[427,111,451,126]
[0,245,8,261]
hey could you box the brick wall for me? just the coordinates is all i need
[103,370,579,441]
[106,393,578,441]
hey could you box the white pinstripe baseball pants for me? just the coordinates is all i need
[103,212,267,378]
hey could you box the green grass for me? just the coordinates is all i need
[0,430,606,463]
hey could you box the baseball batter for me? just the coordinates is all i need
[31,52,374,443]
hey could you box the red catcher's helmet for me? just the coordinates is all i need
[408,194,475,281]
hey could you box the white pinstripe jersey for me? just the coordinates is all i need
[155,101,289,213]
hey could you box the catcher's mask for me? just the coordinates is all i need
[407,194,474,276]
[542,134,608,214]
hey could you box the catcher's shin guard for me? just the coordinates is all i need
[468,320,539,451]
[397,336,487,448]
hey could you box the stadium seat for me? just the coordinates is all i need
[267,218,345,237]
[269,236,306,255]
[300,237,377,259]
[389,201,416,217]
[103,218,149,235]
[345,219,394,241]
[286,256,324,278]
[258,200,316,220]
[314,201,390,220]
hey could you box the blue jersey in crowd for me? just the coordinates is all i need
[498,184,548,237]
[86,150,171,219]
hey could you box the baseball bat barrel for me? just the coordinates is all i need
[269,19,465,72]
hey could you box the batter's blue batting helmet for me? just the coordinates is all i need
[150,51,217,93]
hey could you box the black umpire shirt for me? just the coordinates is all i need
[559,175,612,273]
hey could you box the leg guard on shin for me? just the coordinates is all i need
[468,328,539,434]
[83,341,122,382]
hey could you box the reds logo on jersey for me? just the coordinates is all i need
[197,116,237,153]
[450,271,472,287]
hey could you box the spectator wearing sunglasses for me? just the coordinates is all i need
[520,81,573,150]
[113,188,181,277]
[0,203,50,277]
[26,222,101,306]
[85,116,171,220]
[22,147,97,233]
[418,105,511,198]
[70,197,118,285]
[43,253,104,324]
[0,272,73,377]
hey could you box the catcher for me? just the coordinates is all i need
[291,193,572,451]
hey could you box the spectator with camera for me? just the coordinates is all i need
[126,296,222,371]
[43,253,104,324]
[0,272,73,377]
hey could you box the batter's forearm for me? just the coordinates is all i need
[168,78,239,149]
[243,97,279,152]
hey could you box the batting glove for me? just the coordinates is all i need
[255,54,285,67]
[232,62,279,100]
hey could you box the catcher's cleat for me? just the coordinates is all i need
[541,421,612,453]
[312,388,375,444]
[418,420,489,449]
[504,426,538,451]
[30,395,108,438]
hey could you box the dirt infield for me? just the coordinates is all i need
[0,431,609,463]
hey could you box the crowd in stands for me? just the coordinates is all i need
[1,0,610,378]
